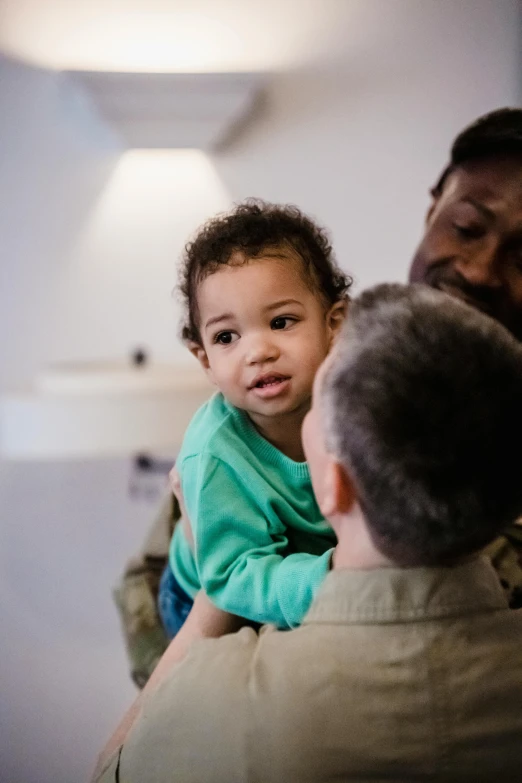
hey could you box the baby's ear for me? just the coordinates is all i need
[327,297,348,341]
[188,341,214,382]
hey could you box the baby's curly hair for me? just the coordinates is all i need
[179,199,352,344]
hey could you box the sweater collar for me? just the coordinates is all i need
[226,397,311,480]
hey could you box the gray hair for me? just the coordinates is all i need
[321,283,522,565]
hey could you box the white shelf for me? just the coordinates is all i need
[1,362,213,460]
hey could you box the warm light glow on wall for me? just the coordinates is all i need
[79,149,230,242]
[51,149,230,367]
[14,12,243,73]
[0,0,346,73]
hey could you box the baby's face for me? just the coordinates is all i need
[195,250,336,427]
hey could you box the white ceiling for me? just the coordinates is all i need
[0,0,385,72]
[64,70,266,148]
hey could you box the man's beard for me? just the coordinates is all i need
[421,264,522,343]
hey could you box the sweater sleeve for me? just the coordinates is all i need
[181,453,332,628]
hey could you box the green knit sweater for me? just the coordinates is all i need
[169,393,336,628]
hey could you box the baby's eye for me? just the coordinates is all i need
[214,331,239,345]
[271,316,296,330]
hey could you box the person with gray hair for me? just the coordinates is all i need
[318,283,522,567]
[95,283,522,782]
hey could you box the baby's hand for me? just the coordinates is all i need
[169,465,194,548]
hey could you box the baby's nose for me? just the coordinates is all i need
[245,334,280,364]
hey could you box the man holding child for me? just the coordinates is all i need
[97,107,522,780]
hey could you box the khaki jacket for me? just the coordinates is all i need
[115,495,522,689]
[101,558,522,782]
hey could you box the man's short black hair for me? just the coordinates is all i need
[433,107,522,195]
[322,283,522,566]
[178,199,351,344]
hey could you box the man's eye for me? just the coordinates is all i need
[452,223,486,240]
[271,316,295,330]
[215,331,239,345]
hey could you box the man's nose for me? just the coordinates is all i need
[245,333,279,364]
[454,241,503,288]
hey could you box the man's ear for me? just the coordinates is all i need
[320,459,357,520]
[326,298,348,344]
[187,341,215,384]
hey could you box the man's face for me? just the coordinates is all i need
[409,155,522,341]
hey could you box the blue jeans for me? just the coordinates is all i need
[158,565,194,640]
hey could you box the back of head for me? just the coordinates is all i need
[434,107,522,194]
[323,283,522,566]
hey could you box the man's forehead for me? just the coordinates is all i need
[442,156,522,202]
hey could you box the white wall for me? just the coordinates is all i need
[213,0,521,291]
[1,1,520,390]
[0,458,152,783]
[0,1,520,781]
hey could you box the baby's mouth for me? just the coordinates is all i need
[251,374,290,389]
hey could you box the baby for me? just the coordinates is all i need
[158,200,350,640]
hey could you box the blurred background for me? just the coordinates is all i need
[0,1,520,781]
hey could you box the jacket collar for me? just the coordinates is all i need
[303,557,507,626]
